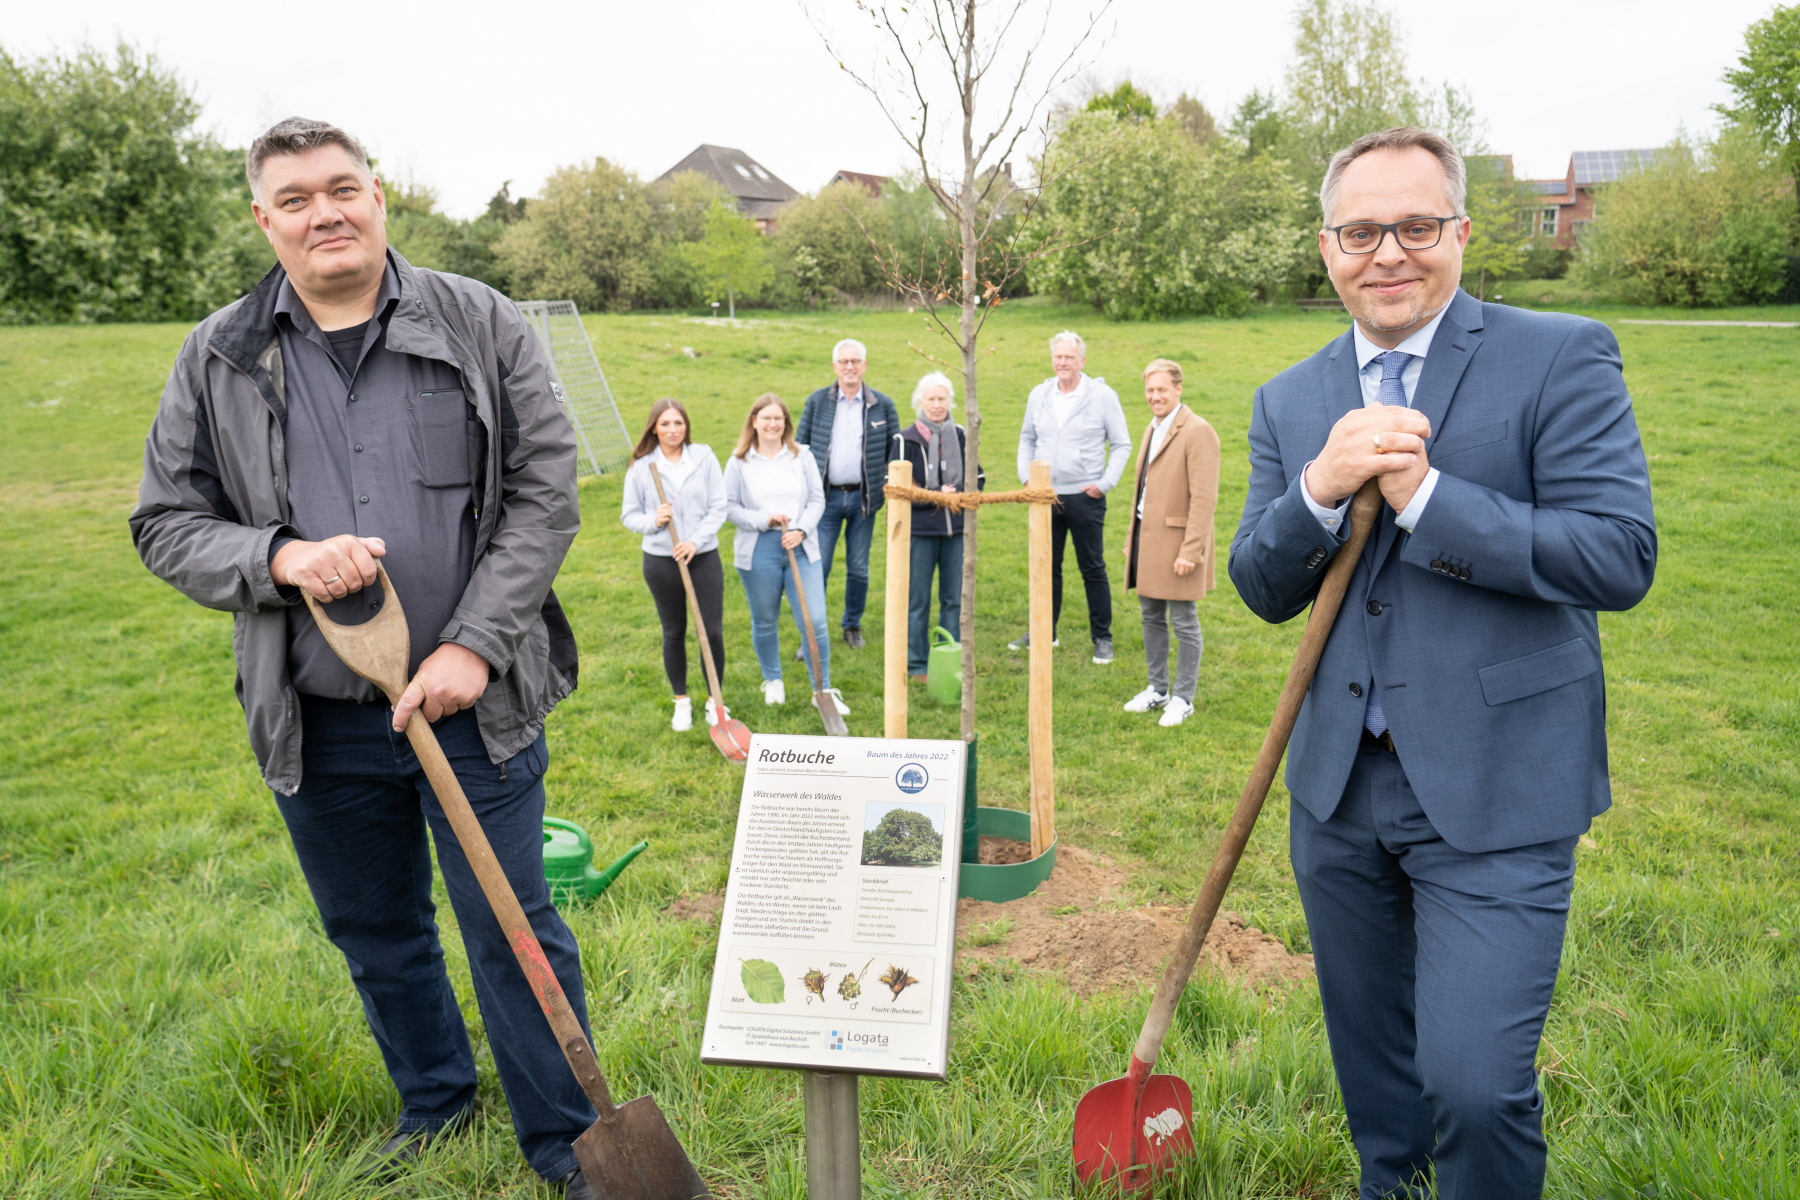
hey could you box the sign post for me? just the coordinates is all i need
[702,734,967,1198]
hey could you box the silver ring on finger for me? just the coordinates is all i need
[323,574,342,585]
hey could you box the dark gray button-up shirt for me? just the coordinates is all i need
[276,260,478,700]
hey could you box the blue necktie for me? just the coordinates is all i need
[1375,350,1412,407]
[1364,350,1413,737]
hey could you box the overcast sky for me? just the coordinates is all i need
[11,0,1774,218]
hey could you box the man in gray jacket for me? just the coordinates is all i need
[130,118,596,1194]
[1013,330,1132,663]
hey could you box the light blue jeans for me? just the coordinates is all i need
[738,531,831,688]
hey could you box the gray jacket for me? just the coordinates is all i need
[1016,373,1132,494]
[620,445,728,556]
[130,253,581,795]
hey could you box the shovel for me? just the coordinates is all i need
[1073,480,1383,1190]
[648,462,752,762]
[781,522,848,736]
[303,568,711,1200]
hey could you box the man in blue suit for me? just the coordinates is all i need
[1230,127,1656,1199]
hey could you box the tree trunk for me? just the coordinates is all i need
[956,0,981,746]
[727,276,736,320]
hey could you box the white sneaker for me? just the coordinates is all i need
[1159,696,1195,727]
[762,679,785,706]
[705,697,719,727]
[815,687,851,716]
[671,697,693,732]
[1123,687,1168,713]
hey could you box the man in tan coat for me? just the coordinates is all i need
[1121,359,1220,726]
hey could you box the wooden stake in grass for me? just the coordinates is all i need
[885,460,911,739]
[1028,459,1054,858]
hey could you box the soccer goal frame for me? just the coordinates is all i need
[515,299,633,478]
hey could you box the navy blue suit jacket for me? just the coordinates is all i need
[1229,290,1657,852]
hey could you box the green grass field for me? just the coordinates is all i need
[2,297,1796,1197]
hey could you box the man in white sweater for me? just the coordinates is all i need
[1013,330,1132,664]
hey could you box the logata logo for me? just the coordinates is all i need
[894,762,929,794]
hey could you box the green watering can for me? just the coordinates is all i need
[928,626,961,706]
[543,817,647,905]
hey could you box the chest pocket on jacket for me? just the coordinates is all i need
[412,389,473,487]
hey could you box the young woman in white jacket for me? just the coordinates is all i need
[620,399,728,731]
[722,394,848,715]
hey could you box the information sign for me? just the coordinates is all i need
[701,733,966,1081]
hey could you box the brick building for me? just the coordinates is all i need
[1521,150,1660,248]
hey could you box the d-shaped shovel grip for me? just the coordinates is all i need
[302,568,619,1120]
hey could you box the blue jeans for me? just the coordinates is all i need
[1290,742,1577,1199]
[818,486,877,629]
[907,534,963,675]
[274,696,593,1181]
[738,530,831,687]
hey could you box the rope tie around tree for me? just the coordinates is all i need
[882,482,1061,511]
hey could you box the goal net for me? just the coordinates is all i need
[515,299,632,478]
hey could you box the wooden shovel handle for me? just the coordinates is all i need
[1130,479,1383,1070]
[782,525,828,699]
[403,712,619,1119]
[648,463,728,716]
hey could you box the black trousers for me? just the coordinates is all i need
[643,549,725,695]
[1051,490,1112,641]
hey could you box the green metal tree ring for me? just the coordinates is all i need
[956,807,1055,902]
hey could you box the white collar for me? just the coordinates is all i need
[746,444,792,463]
[1352,305,1449,371]
[655,444,688,466]
[837,383,864,403]
[1150,403,1183,431]
[1052,372,1088,397]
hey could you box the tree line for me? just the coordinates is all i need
[3,1,1796,325]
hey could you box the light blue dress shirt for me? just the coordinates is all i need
[1303,307,1449,536]
[826,385,867,486]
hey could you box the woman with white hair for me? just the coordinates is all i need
[897,371,983,682]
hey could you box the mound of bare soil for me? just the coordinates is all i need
[955,843,1314,996]
[664,843,1313,997]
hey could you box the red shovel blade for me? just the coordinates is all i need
[709,715,751,763]
[1072,1057,1195,1190]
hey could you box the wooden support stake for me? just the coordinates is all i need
[885,460,912,739]
[1027,460,1054,857]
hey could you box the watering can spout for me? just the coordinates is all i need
[588,839,649,897]
[543,817,647,904]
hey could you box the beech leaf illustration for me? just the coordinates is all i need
[740,958,786,1004]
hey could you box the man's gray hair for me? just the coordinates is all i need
[832,338,867,362]
[911,371,956,414]
[245,117,371,202]
[1319,126,1466,226]
[1049,330,1086,356]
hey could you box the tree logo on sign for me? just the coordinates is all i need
[894,763,929,794]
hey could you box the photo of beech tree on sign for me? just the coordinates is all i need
[861,803,945,867]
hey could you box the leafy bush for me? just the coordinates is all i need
[772,182,892,305]
[1573,129,1794,307]
[495,158,660,312]
[1030,112,1312,319]
[0,45,273,324]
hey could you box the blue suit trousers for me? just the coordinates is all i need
[274,696,594,1181]
[1291,742,1576,1199]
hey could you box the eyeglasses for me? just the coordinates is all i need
[1325,216,1465,255]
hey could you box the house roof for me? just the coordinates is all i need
[829,170,888,197]
[657,145,798,220]
[1571,149,1661,186]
